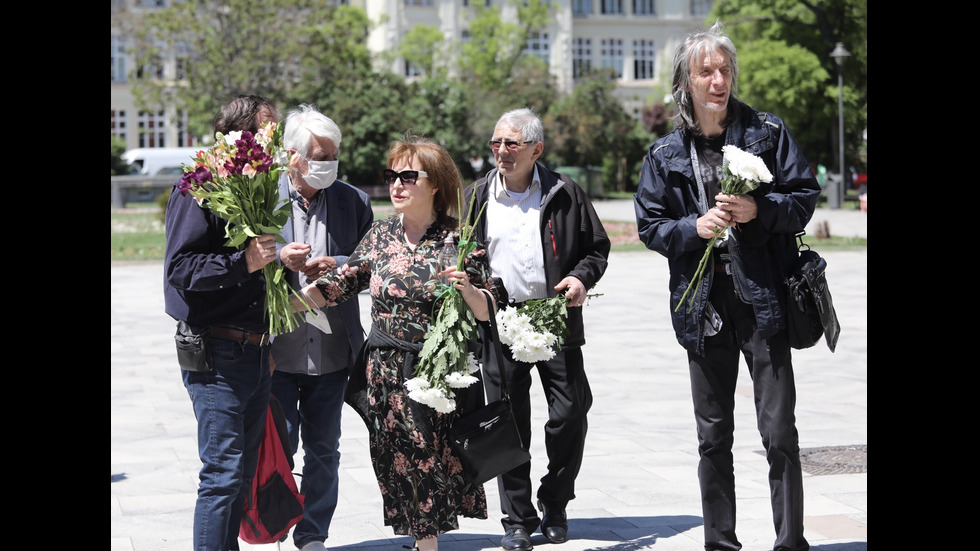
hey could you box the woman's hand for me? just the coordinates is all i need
[291,284,325,313]
[443,268,492,321]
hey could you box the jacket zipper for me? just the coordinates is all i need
[548,220,557,257]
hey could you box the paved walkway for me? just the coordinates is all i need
[111,203,866,551]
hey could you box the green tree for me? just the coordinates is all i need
[284,5,412,188]
[125,0,355,140]
[396,24,446,79]
[311,71,423,190]
[543,70,649,191]
[287,6,377,107]
[453,0,560,145]
[709,0,868,173]
[126,2,414,191]
[458,4,527,88]
[111,135,132,176]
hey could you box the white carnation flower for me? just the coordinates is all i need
[407,386,457,414]
[445,371,479,388]
[465,352,481,374]
[404,377,430,392]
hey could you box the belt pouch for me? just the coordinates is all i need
[175,321,213,373]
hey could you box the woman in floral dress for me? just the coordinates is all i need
[294,135,498,551]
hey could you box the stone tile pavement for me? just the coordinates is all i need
[111,203,866,551]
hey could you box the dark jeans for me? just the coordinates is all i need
[271,368,348,548]
[182,337,272,551]
[686,275,809,551]
[482,341,592,534]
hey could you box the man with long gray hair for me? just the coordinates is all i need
[634,22,820,551]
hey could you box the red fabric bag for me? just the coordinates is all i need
[239,395,304,544]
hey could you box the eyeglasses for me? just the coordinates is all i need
[488,139,534,151]
[383,169,428,187]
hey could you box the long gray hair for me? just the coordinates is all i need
[671,21,740,136]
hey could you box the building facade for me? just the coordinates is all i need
[110,0,713,151]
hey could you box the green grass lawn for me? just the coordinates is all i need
[111,199,866,262]
[111,207,166,261]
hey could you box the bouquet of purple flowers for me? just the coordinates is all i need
[178,122,308,335]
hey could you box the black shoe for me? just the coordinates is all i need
[538,499,568,544]
[501,526,533,550]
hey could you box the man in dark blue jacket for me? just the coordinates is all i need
[634,23,820,551]
[164,94,280,551]
[465,107,610,551]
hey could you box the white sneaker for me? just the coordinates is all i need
[300,542,327,551]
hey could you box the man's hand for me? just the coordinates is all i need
[246,234,278,273]
[716,193,758,225]
[698,207,733,239]
[301,256,338,281]
[280,242,313,272]
[556,276,587,307]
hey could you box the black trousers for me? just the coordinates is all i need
[481,336,593,534]
[687,275,809,551]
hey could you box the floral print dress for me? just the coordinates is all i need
[313,214,494,539]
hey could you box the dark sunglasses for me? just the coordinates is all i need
[383,169,428,186]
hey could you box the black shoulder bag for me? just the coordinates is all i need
[785,231,841,352]
[449,291,531,487]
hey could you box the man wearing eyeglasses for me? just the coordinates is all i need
[271,104,374,551]
[464,107,610,551]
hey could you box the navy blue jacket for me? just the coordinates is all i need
[163,186,269,334]
[634,101,820,355]
[465,163,610,348]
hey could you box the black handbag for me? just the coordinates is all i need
[449,291,531,487]
[174,321,213,373]
[785,232,841,352]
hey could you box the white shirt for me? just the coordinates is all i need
[485,167,548,303]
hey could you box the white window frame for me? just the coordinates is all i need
[633,39,656,80]
[405,60,423,78]
[176,110,200,147]
[600,38,624,79]
[633,0,655,15]
[691,0,714,17]
[524,32,550,66]
[137,110,167,148]
[111,109,128,142]
[573,38,592,80]
[111,35,127,83]
[601,0,623,15]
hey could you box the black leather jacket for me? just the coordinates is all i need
[634,101,820,355]
[464,163,610,348]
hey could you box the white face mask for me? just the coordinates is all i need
[303,159,339,190]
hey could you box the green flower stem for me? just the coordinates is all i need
[412,190,488,409]
[673,147,768,316]
[264,263,310,335]
[676,233,721,313]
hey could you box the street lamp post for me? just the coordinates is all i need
[830,42,850,210]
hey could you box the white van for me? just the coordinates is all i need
[123,147,201,177]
